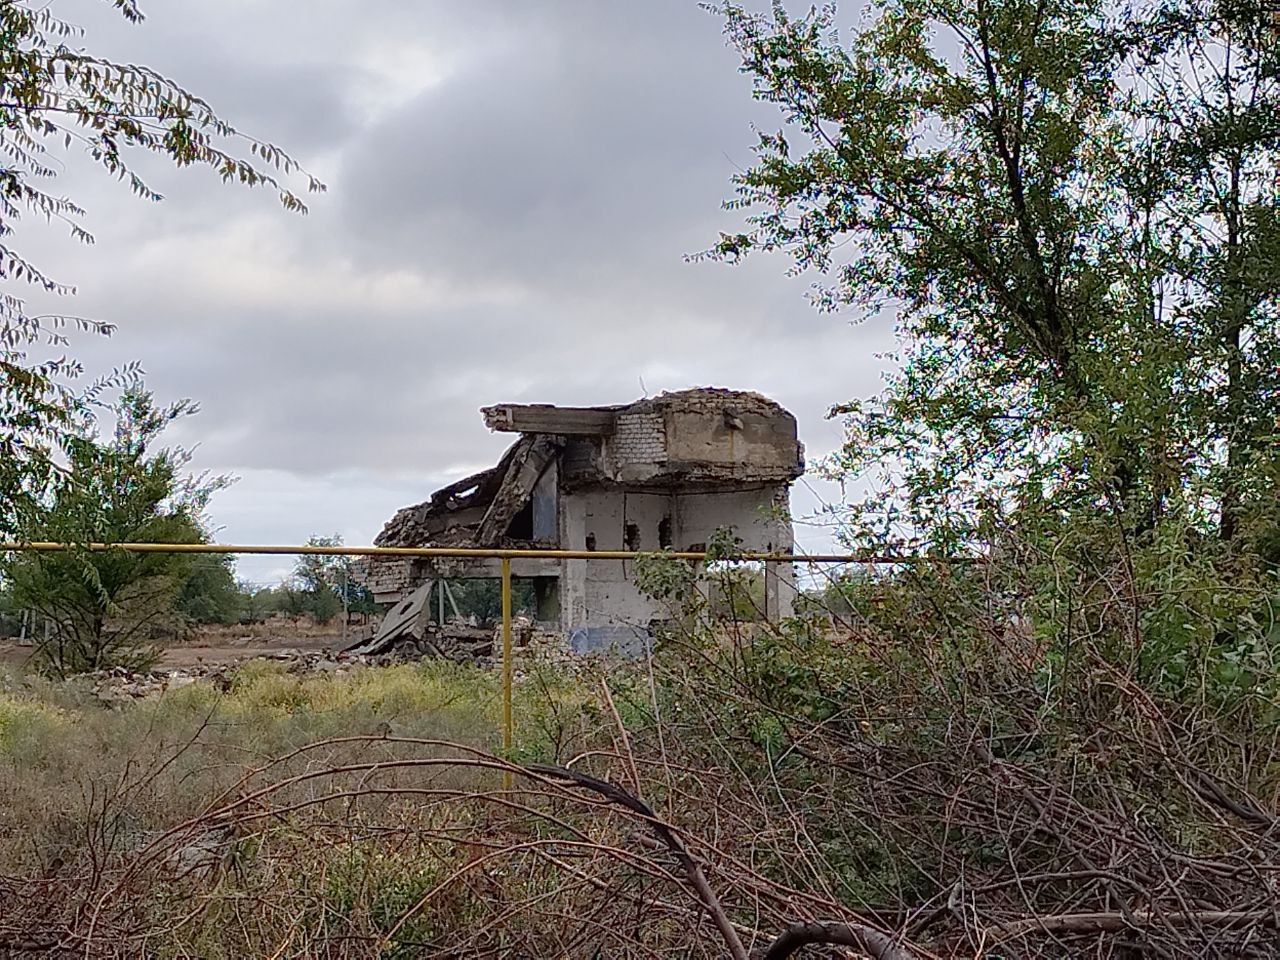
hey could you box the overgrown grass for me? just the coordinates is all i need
[0,659,597,877]
[0,656,636,957]
[19,563,1270,960]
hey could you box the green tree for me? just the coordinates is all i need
[446,579,537,627]
[306,581,341,625]
[236,580,274,624]
[6,388,226,676]
[710,0,1279,697]
[292,534,358,624]
[0,1,319,537]
[176,554,240,626]
[346,584,380,619]
[0,580,22,638]
[293,535,350,593]
[710,0,1278,551]
[276,581,310,619]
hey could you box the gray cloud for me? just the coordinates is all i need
[20,0,885,582]
[338,3,763,299]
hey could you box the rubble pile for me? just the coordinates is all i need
[89,665,222,703]
[85,649,414,704]
[510,628,581,672]
[81,623,577,705]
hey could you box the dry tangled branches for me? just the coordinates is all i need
[0,733,920,958]
[3,545,1279,957]
[4,673,1277,960]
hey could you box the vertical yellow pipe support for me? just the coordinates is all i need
[501,557,513,787]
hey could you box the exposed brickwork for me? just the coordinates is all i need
[362,558,417,599]
[612,410,666,464]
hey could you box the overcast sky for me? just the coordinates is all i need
[22,0,894,583]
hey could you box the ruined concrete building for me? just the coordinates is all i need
[357,388,803,655]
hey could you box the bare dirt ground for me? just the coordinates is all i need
[158,637,341,666]
[0,616,374,670]
[0,636,340,670]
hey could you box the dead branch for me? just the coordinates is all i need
[991,909,1280,941]
[527,761,750,960]
[758,920,920,960]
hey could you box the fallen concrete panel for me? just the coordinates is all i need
[345,580,433,656]
[476,435,562,545]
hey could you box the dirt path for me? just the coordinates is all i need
[0,636,342,670]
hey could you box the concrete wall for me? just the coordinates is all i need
[598,393,802,486]
[670,485,790,553]
[665,408,799,475]
[560,487,663,629]
[673,485,796,621]
[558,482,796,633]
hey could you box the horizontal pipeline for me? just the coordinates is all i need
[0,541,978,564]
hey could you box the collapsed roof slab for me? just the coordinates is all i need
[374,435,556,551]
[475,435,561,545]
[482,404,618,436]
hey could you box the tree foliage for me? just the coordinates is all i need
[0,1,320,535]
[5,387,225,675]
[709,0,1279,699]
[710,0,1278,554]
[175,553,239,626]
[445,578,538,627]
[289,535,377,624]
[293,535,352,596]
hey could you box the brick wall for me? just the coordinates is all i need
[612,411,666,465]
[364,558,417,601]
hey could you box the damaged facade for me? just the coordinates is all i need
[357,388,803,655]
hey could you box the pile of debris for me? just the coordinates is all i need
[88,665,228,703]
[368,623,582,671]
[341,581,541,660]
[80,624,578,705]
[84,650,407,704]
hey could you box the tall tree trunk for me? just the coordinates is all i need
[1220,151,1245,542]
